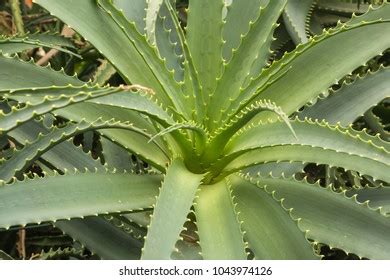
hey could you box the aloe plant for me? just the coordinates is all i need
[0,0,389,260]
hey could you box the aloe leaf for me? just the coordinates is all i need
[0,54,83,89]
[346,186,390,215]
[112,0,147,33]
[208,0,287,130]
[282,0,315,44]
[2,84,178,130]
[34,0,176,112]
[222,0,267,62]
[0,119,162,182]
[36,247,86,260]
[172,239,202,260]
[163,0,202,121]
[317,0,370,16]
[97,0,189,118]
[226,119,390,161]
[155,3,184,82]
[248,175,390,259]
[53,103,169,170]
[186,0,224,105]
[0,170,161,229]
[55,217,142,260]
[104,214,147,241]
[364,109,389,142]
[299,66,390,126]
[0,33,80,57]
[222,145,390,183]
[204,100,293,163]
[142,158,204,259]
[257,66,390,179]
[194,179,247,260]
[251,4,390,123]
[229,116,389,180]
[8,119,105,172]
[93,60,116,86]
[230,175,318,259]
[145,0,164,45]
[100,138,133,171]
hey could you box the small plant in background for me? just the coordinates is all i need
[0,0,389,260]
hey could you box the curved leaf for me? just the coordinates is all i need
[0,84,174,133]
[226,119,390,161]
[221,145,390,183]
[347,186,390,215]
[0,33,80,57]
[246,4,390,124]
[187,0,224,105]
[34,0,177,113]
[299,66,390,126]
[248,174,390,259]
[0,170,161,229]
[0,54,83,89]
[8,119,105,172]
[208,0,287,130]
[282,0,315,44]
[112,0,147,33]
[0,119,164,182]
[96,0,188,117]
[194,179,247,260]
[142,158,204,259]
[55,217,142,260]
[230,175,318,259]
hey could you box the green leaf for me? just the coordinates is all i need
[55,217,142,260]
[93,60,117,86]
[145,0,164,45]
[8,119,105,172]
[230,175,318,259]
[282,0,315,44]
[0,54,83,89]
[207,0,287,130]
[222,0,267,62]
[53,103,169,171]
[100,137,133,171]
[1,85,173,133]
[346,186,390,215]
[0,119,161,182]
[226,119,390,163]
[251,175,390,259]
[299,66,390,126]
[96,0,188,118]
[194,179,247,260]
[363,109,389,142]
[112,0,147,33]
[223,0,273,87]
[0,33,80,57]
[142,158,204,259]
[260,66,390,179]
[187,0,224,104]
[317,0,370,16]
[155,3,184,82]
[249,4,390,123]
[220,119,389,183]
[36,247,86,260]
[163,0,202,121]
[35,0,178,113]
[0,170,161,229]
[222,145,390,183]
[204,100,293,164]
